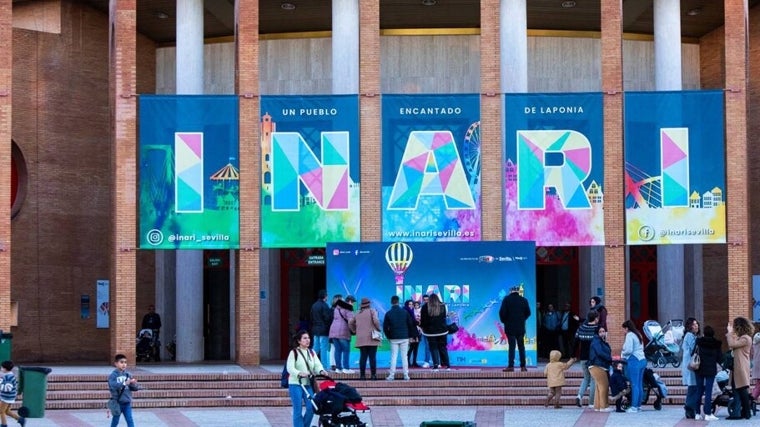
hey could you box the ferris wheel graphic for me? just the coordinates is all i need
[462,121,481,186]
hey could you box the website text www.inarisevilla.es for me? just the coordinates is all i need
[386,230,476,238]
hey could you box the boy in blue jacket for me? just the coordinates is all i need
[108,354,140,427]
[0,361,24,427]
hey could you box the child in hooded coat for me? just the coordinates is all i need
[543,350,576,408]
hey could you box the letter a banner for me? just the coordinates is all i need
[381,94,481,241]
[624,90,726,244]
[260,95,361,248]
[139,95,239,249]
[504,93,604,246]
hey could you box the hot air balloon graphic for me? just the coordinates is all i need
[385,242,414,286]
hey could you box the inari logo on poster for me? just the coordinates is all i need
[398,285,470,303]
[271,131,350,212]
[387,130,476,210]
[516,130,592,210]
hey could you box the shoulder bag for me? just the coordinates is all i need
[688,346,701,371]
[107,386,126,417]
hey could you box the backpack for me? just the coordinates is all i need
[280,350,298,388]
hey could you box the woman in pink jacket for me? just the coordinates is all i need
[329,296,356,374]
[349,297,382,380]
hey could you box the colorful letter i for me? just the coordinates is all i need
[175,132,204,213]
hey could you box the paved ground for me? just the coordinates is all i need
[17,365,758,426]
[22,406,760,426]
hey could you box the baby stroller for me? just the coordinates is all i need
[302,376,370,427]
[136,328,158,362]
[712,369,758,418]
[643,319,684,368]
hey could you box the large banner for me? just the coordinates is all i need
[326,241,537,367]
[261,95,361,247]
[624,90,726,244]
[139,95,239,249]
[504,93,604,246]
[381,94,481,242]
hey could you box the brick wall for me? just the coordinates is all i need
[11,1,155,362]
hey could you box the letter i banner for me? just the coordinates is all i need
[260,95,361,248]
[138,95,240,249]
[503,93,604,246]
[624,90,726,244]
[381,94,481,242]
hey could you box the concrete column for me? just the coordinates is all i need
[579,247,605,316]
[155,251,176,360]
[653,0,686,324]
[332,0,359,94]
[175,0,205,362]
[500,0,527,93]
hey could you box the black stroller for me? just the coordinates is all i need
[302,376,369,427]
[135,328,160,362]
[641,367,667,410]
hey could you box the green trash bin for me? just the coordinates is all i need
[18,366,52,418]
[0,332,11,362]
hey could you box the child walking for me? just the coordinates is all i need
[543,350,576,408]
[0,361,24,427]
[108,354,139,427]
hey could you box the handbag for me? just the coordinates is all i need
[371,329,383,341]
[688,346,701,370]
[107,386,125,417]
[447,322,459,335]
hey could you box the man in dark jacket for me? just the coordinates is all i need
[573,311,599,407]
[383,295,417,381]
[499,285,531,372]
[310,290,333,365]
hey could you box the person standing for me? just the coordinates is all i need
[588,326,613,412]
[108,354,140,427]
[418,294,432,368]
[309,290,333,366]
[499,285,531,372]
[694,325,723,421]
[559,302,579,358]
[542,304,561,357]
[726,316,753,420]
[680,317,701,419]
[404,300,420,367]
[621,320,646,413]
[420,293,451,371]
[573,310,599,408]
[751,323,760,400]
[329,296,356,374]
[0,361,25,427]
[543,350,576,408]
[383,295,417,380]
[349,298,382,380]
[286,330,328,427]
[589,296,607,330]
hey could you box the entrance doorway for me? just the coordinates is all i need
[535,247,579,312]
[629,245,657,327]
[279,248,326,358]
[204,250,231,360]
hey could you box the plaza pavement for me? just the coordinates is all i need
[21,365,758,426]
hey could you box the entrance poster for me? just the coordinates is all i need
[381,94,481,242]
[504,93,604,246]
[326,241,537,367]
[260,95,361,248]
[139,95,239,249]
[624,90,726,244]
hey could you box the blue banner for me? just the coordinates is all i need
[260,95,361,248]
[381,94,481,242]
[327,241,537,367]
[139,95,239,249]
[504,93,604,246]
[624,90,726,244]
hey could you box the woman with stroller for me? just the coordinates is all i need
[621,320,646,413]
[348,297,382,380]
[694,325,723,420]
[588,326,613,412]
[681,317,701,419]
[286,330,328,427]
[420,293,450,370]
[726,316,753,420]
